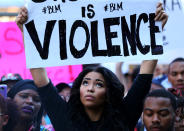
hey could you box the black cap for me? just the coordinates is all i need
[0,73,22,84]
[7,79,38,99]
[55,82,71,93]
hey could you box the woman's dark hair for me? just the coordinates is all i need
[3,99,20,131]
[0,94,7,115]
[0,95,20,131]
[68,66,128,130]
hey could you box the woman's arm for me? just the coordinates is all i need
[16,8,69,130]
[121,2,168,128]
[16,7,50,88]
[140,60,157,74]
[30,68,49,87]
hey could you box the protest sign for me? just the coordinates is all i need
[103,0,184,66]
[24,0,163,68]
[0,22,82,85]
[160,0,184,63]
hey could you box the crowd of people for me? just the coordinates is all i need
[0,2,184,131]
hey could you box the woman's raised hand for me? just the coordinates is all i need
[15,7,28,32]
[155,2,168,29]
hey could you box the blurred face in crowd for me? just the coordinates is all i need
[168,62,184,88]
[175,106,184,131]
[143,97,175,131]
[13,89,41,121]
[80,72,106,110]
[154,65,162,78]
[59,87,71,102]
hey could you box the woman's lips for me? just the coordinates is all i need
[21,106,34,114]
[85,95,95,101]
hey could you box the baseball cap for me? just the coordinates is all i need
[0,73,22,84]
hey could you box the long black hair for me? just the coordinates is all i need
[3,98,20,131]
[0,94,20,131]
[68,66,129,130]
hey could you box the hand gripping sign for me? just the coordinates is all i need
[24,0,163,68]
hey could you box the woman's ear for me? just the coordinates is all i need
[2,115,9,126]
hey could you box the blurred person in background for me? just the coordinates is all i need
[153,65,163,78]
[116,62,140,95]
[0,94,19,131]
[56,82,71,102]
[175,98,184,131]
[168,58,184,97]
[0,73,22,92]
[150,76,167,92]
[153,64,169,78]
[166,58,184,130]
[41,82,72,130]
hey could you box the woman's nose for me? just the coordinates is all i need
[87,84,95,92]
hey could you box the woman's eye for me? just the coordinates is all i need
[82,80,88,86]
[20,95,28,99]
[96,83,104,88]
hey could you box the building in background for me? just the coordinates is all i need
[0,0,24,21]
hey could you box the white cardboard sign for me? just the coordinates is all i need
[161,0,184,64]
[24,0,162,68]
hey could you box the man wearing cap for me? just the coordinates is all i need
[0,73,22,92]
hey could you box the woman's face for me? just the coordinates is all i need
[80,72,107,109]
[13,89,41,120]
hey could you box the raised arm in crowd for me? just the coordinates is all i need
[16,2,168,131]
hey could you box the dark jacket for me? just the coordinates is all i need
[38,74,153,131]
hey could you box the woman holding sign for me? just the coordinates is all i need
[16,2,168,131]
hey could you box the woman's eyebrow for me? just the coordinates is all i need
[18,92,39,97]
[83,77,91,80]
[18,92,29,95]
[96,79,104,83]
